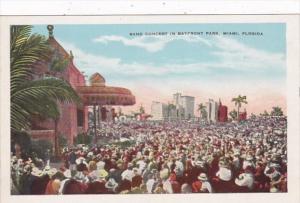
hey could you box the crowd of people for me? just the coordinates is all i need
[11,116,287,194]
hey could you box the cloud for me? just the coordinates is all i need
[211,36,285,71]
[58,39,213,77]
[58,39,286,115]
[91,35,285,75]
[93,35,212,52]
[59,35,285,79]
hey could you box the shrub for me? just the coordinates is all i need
[30,139,53,160]
[11,131,32,154]
[74,133,93,145]
[58,134,68,148]
[113,140,135,149]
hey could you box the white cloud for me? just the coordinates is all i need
[58,35,285,79]
[57,38,285,115]
[58,39,213,77]
[93,35,212,52]
[211,36,285,71]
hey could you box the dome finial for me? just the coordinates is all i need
[70,50,74,61]
[90,73,106,87]
[47,25,54,37]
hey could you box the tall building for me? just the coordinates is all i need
[206,99,219,123]
[173,93,195,120]
[151,101,168,120]
[239,109,247,121]
[181,96,195,119]
[218,99,228,122]
[151,93,195,120]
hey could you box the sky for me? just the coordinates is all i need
[32,23,286,115]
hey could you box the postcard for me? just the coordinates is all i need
[0,15,299,203]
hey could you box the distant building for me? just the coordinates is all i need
[206,99,219,123]
[173,93,195,120]
[218,99,228,122]
[151,93,195,120]
[239,109,247,121]
[151,101,168,120]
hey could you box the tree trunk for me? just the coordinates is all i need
[237,106,240,122]
[54,118,59,158]
[93,105,97,144]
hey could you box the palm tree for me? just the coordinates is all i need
[139,104,145,114]
[11,25,81,156]
[231,95,247,121]
[229,109,238,121]
[261,110,269,117]
[197,103,206,120]
[271,106,284,116]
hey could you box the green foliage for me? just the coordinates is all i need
[113,140,135,149]
[58,134,68,148]
[231,95,247,121]
[30,139,53,160]
[261,110,269,116]
[11,131,32,154]
[229,109,238,120]
[231,95,248,108]
[10,25,81,132]
[74,133,93,145]
[250,113,256,119]
[139,105,145,114]
[271,106,284,116]
[49,54,69,73]
[197,103,207,119]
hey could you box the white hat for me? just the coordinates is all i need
[98,169,108,179]
[44,167,57,177]
[216,167,232,181]
[105,178,118,190]
[198,173,208,181]
[233,150,241,156]
[96,161,105,170]
[159,168,169,180]
[87,152,94,157]
[75,157,88,166]
[235,174,248,186]
[63,169,72,178]
[31,167,43,177]
[270,187,279,193]
[245,155,254,161]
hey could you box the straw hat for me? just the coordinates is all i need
[87,152,94,157]
[105,178,118,190]
[245,155,254,161]
[88,161,97,171]
[52,179,61,192]
[216,167,232,181]
[46,168,58,177]
[98,169,108,179]
[75,157,88,166]
[31,167,44,177]
[159,168,169,180]
[198,173,208,181]
[96,161,105,170]
[63,169,72,178]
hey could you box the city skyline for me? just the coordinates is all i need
[32,24,286,115]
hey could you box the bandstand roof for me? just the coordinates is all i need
[76,73,136,106]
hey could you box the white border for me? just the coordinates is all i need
[0,15,299,203]
[0,0,299,15]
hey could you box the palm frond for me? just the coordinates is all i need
[26,99,60,120]
[12,78,81,105]
[10,25,82,132]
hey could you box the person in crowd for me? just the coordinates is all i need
[10,116,287,194]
